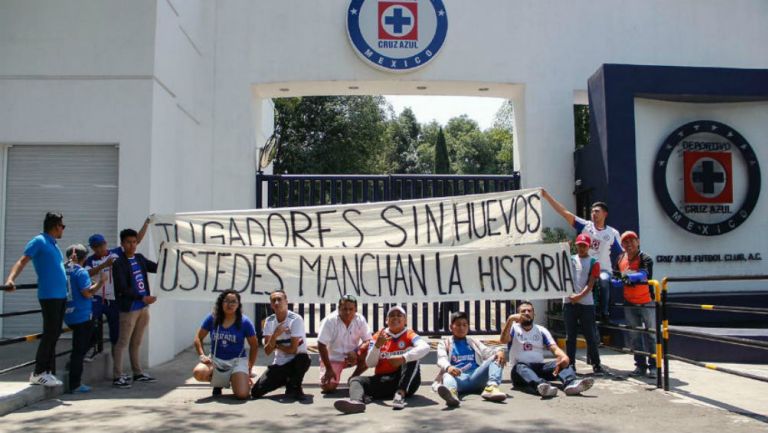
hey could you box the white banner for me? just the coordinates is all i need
[154,241,576,303]
[150,188,544,251]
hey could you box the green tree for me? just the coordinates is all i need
[433,126,450,174]
[273,96,389,174]
[444,115,500,174]
[384,107,423,173]
[493,100,515,131]
[487,126,514,174]
[574,104,590,149]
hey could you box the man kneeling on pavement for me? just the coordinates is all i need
[434,311,507,407]
[500,301,594,397]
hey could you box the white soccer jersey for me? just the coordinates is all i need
[84,249,120,300]
[573,216,622,272]
[507,323,556,365]
[263,310,308,366]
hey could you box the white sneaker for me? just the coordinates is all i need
[481,384,507,402]
[564,378,595,396]
[392,392,407,410]
[537,382,558,397]
[48,373,63,386]
[29,372,60,387]
[436,384,460,407]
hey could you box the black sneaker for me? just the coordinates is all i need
[593,365,606,376]
[334,399,366,414]
[113,376,132,389]
[212,387,223,396]
[630,367,647,377]
[133,373,157,383]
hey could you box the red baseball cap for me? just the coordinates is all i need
[575,233,591,246]
[620,230,639,243]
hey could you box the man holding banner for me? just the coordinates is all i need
[251,290,311,400]
[541,189,622,321]
[150,189,576,306]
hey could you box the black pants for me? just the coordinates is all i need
[563,303,601,368]
[251,353,311,398]
[349,361,421,402]
[68,320,93,391]
[34,298,66,375]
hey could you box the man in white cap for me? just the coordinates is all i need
[334,306,429,413]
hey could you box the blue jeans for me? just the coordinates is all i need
[563,303,601,368]
[92,297,120,345]
[598,270,612,316]
[512,361,577,390]
[442,358,503,394]
[624,303,656,369]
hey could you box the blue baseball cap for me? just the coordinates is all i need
[88,234,107,248]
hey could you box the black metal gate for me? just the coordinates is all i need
[254,173,521,337]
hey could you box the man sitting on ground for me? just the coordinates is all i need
[434,311,507,407]
[317,294,371,393]
[334,306,429,413]
[500,301,594,397]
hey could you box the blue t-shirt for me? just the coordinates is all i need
[202,314,257,361]
[64,264,92,325]
[451,338,479,374]
[23,233,67,299]
[128,256,147,311]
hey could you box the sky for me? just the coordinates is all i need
[384,95,506,130]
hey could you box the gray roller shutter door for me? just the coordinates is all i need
[2,145,118,338]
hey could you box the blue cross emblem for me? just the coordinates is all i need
[385,7,411,34]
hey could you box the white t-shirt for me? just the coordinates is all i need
[317,311,371,362]
[573,216,622,272]
[508,323,556,365]
[263,311,308,366]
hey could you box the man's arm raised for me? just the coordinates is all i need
[541,189,576,227]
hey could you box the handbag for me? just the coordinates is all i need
[209,325,244,389]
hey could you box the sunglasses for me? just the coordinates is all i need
[340,294,357,303]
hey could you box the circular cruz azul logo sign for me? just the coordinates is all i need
[653,120,761,236]
[347,0,448,72]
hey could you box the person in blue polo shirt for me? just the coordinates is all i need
[4,212,68,387]
[64,244,105,393]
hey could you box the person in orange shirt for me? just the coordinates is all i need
[615,230,656,378]
[334,306,429,414]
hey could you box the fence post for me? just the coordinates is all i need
[662,277,670,391]
[651,280,662,389]
[255,172,263,209]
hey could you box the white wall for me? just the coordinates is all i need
[634,99,768,294]
[2,0,767,364]
[238,0,768,229]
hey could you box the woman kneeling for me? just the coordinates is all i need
[193,290,258,399]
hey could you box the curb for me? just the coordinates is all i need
[0,352,111,416]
